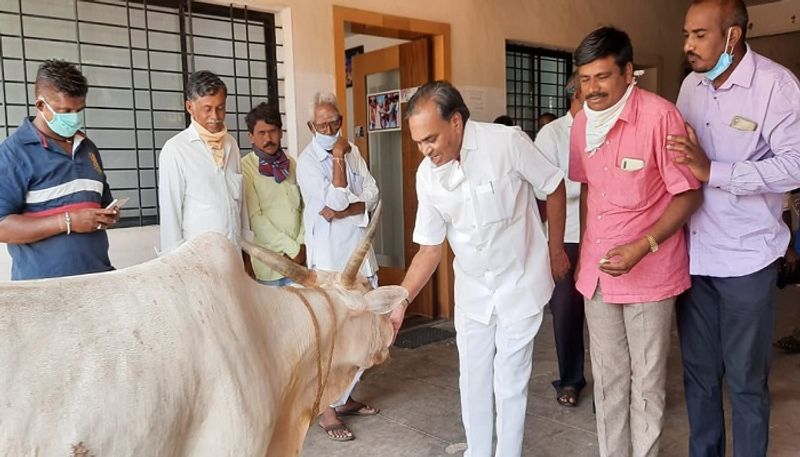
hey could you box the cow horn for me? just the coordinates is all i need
[341,200,382,288]
[241,240,317,287]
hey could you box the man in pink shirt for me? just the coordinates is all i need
[569,27,702,457]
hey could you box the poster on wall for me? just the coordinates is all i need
[367,90,401,132]
[400,86,418,103]
[345,46,364,88]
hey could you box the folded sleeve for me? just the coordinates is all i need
[655,108,701,195]
[411,169,446,246]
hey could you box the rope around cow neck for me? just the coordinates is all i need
[284,287,337,425]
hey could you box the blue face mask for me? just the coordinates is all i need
[702,27,735,82]
[314,130,339,151]
[39,98,84,138]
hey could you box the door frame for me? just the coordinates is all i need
[332,6,455,318]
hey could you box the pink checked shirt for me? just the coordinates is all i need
[569,87,701,304]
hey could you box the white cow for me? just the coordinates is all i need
[0,204,405,457]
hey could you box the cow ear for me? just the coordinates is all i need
[363,286,408,315]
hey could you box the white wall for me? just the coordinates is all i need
[748,0,800,38]
[0,226,160,280]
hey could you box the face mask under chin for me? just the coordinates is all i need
[432,159,465,191]
[702,27,735,81]
[315,131,340,151]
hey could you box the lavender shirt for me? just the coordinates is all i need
[677,46,800,277]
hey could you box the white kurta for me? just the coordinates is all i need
[412,120,564,457]
[413,120,564,325]
[534,112,582,243]
[158,124,251,254]
[296,140,379,277]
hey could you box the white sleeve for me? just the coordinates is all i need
[411,169,446,246]
[513,128,564,195]
[231,147,254,243]
[157,144,185,254]
[532,124,561,200]
[296,153,351,212]
[340,146,380,228]
[349,145,380,211]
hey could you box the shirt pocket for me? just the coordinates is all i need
[475,175,516,226]
[713,120,760,160]
[606,158,649,210]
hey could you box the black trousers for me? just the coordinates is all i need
[550,242,586,391]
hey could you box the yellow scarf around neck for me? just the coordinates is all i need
[192,119,228,168]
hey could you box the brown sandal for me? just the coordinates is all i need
[319,422,355,441]
[334,402,380,416]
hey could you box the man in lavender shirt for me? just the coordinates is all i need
[667,1,800,455]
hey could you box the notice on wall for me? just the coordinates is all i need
[461,86,488,120]
[463,88,485,112]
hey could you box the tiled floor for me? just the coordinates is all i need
[302,287,800,456]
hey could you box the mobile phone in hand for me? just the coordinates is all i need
[105,197,130,210]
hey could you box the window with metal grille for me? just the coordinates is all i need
[0,0,283,227]
[505,44,572,139]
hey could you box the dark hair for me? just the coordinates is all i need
[186,70,227,100]
[538,112,557,123]
[405,80,470,123]
[574,27,633,73]
[690,0,749,40]
[34,60,88,98]
[245,102,282,133]
[729,0,749,40]
[493,115,515,126]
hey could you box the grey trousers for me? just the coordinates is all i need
[585,288,675,457]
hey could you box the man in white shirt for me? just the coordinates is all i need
[296,92,380,441]
[158,70,251,261]
[533,73,587,408]
[392,81,569,457]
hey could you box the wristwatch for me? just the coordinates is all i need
[64,212,72,235]
[645,234,658,253]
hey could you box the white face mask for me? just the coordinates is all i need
[583,82,636,156]
[432,159,465,191]
[314,130,340,151]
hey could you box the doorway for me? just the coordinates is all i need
[332,7,453,319]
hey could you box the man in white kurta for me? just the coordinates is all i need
[296,93,381,441]
[533,75,587,407]
[296,139,379,282]
[158,70,250,255]
[393,81,569,457]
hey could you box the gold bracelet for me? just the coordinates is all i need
[645,234,658,253]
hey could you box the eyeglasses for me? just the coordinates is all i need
[312,118,342,133]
